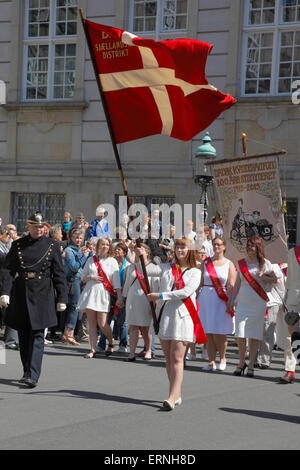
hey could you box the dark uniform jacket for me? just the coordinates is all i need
[1,235,68,330]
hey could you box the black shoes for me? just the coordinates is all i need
[124,356,136,362]
[19,376,37,388]
[233,363,248,376]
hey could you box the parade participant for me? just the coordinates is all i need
[78,237,123,358]
[256,263,285,369]
[228,236,278,378]
[98,242,130,353]
[122,244,158,361]
[0,212,67,388]
[62,229,91,346]
[195,246,207,266]
[279,246,300,383]
[197,238,236,371]
[146,238,206,410]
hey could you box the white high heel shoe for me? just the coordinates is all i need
[163,400,175,410]
[175,397,182,406]
[218,362,227,371]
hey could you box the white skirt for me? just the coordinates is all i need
[150,299,194,343]
[235,285,267,340]
[197,286,235,335]
[77,280,111,313]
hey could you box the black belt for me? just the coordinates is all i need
[18,272,51,281]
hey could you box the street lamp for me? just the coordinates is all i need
[194,132,216,222]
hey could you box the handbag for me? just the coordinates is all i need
[272,287,300,327]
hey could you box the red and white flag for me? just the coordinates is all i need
[84,20,236,144]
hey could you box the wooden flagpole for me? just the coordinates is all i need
[79,9,159,333]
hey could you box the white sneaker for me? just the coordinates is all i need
[186,353,196,361]
[201,349,208,360]
[118,345,128,353]
[202,364,217,371]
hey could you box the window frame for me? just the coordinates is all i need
[12,192,66,234]
[241,0,300,97]
[22,0,78,102]
[129,0,188,36]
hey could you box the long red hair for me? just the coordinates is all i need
[174,238,197,269]
[246,235,265,271]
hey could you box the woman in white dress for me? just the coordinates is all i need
[122,244,158,361]
[78,238,123,358]
[197,237,236,371]
[228,236,278,377]
[146,238,203,411]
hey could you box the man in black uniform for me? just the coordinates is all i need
[0,212,68,388]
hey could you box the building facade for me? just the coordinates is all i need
[0,0,299,243]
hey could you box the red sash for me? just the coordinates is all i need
[171,264,207,345]
[205,258,234,318]
[238,258,269,302]
[135,265,148,297]
[93,256,116,297]
[279,263,287,277]
[294,246,300,266]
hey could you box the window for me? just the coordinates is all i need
[242,0,300,96]
[286,197,298,247]
[23,0,78,101]
[131,0,187,34]
[115,194,176,225]
[12,192,65,233]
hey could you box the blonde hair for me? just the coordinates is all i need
[96,237,114,257]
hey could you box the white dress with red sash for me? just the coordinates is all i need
[122,262,159,327]
[197,259,235,335]
[77,256,121,312]
[235,259,272,340]
[145,264,201,342]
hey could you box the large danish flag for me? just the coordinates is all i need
[85,20,236,144]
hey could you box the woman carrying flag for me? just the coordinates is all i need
[78,238,123,358]
[145,238,206,411]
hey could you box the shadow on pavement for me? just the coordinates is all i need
[219,407,300,425]
[30,388,162,409]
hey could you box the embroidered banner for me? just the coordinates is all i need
[211,156,288,264]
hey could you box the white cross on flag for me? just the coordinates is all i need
[85,20,236,144]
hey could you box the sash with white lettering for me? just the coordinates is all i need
[238,258,269,302]
[294,246,300,266]
[93,255,116,297]
[205,258,234,318]
[135,265,148,297]
[171,264,207,344]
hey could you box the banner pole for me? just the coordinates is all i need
[79,9,159,333]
